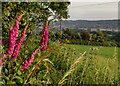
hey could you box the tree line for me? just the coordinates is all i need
[49,28,120,47]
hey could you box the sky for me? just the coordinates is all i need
[68,0,119,20]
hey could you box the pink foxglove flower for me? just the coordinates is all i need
[21,21,49,71]
[12,25,28,60]
[7,25,16,57]
[3,54,6,59]
[7,15,23,57]
[21,51,35,71]
[40,21,49,51]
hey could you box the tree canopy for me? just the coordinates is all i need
[2,2,70,39]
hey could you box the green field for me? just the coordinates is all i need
[50,44,119,84]
[67,44,118,58]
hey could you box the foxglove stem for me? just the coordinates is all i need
[7,14,23,57]
[12,24,28,60]
[40,21,49,51]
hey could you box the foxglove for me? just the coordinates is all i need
[12,25,27,60]
[7,15,23,57]
[21,51,35,70]
[40,22,49,51]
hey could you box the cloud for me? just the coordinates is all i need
[68,2,118,20]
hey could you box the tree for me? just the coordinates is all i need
[63,28,76,39]
[81,31,90,41]
[96,31,108,43]
[49,2,70,35]
[2,2,70,40]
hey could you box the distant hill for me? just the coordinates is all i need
[51,20,119,29]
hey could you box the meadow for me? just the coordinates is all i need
[67,44,118,58]
[34,42,119,85]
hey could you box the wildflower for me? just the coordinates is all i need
[21,20,49,71]
[40,21,49,51]
[21,51,35,71]
[12,24,28,60]
[3,54,6,59]
[7,25,16,57]
[7,15,23,57]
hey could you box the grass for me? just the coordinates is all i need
[50,44,119,84]
[1,40,119,85]
[48,43,119,85]
[67,44,119,58]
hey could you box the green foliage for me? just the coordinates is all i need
[81,31,90,41]
[51,28,118,47]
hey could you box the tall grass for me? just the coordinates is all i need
[47,43,119,85]
[1,41,118,85]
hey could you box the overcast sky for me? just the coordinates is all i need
[68,0,119,20]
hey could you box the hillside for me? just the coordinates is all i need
[51,20,119,29]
